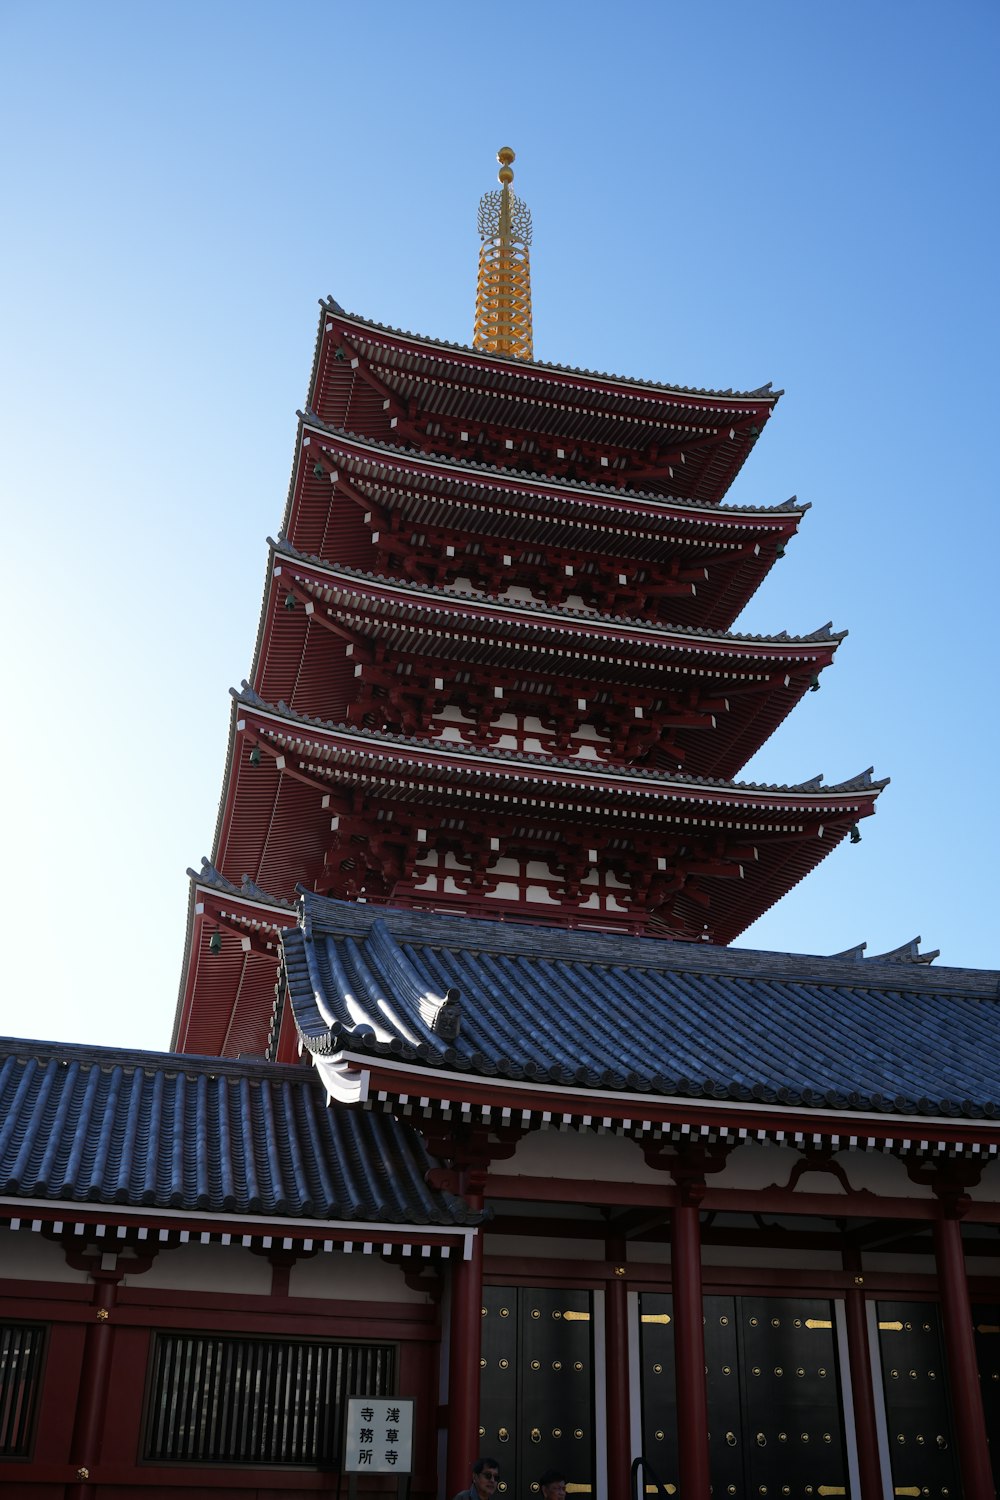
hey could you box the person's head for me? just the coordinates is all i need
[472,1458,500,1500]
[540,1469,567,1500]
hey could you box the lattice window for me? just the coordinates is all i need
[0,1323,46,1458]
[144,1334,394,1467]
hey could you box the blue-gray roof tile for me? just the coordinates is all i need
[0,1039,477,1225]
[285,896,1000,1121]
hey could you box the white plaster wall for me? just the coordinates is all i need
[490,1129,671,1185]
[0,1230,90,1282]
[289,1251,432,1301]
[709,1142,788,1191]
[138,1243,271,1293]
[710,1142,936,1199]
[967,1157,1000,1202]
[830,1150,935,1198]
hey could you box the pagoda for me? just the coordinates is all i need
[11,151,1000,1500]
[175,148,883,1061]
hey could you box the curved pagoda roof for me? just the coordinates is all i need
[286,418,803,632]
[311,301,780,504]
[265,537,844,780]
[286,895,1000,1136]
[174,860,296,1057]
[214,686,884,946]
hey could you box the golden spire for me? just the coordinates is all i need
[474,146,533,361]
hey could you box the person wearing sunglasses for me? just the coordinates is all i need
[453,1457,501,1500]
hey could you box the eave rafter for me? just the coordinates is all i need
[357,1072,1000,1162]
[303,420,800,545]
[236,693,878,827]
[299,424,798,626]
[314,305,779,502]
[193,889,293,959]
[175,868,297,1058]
[231,691,883,940]
[271,549,840,771]
[274,544,840,674]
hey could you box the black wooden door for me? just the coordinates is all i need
[481,1287,595,1499]
[640,1293,849,1498]
[876,1302,958,1499]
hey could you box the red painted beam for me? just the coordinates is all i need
[482,1168,1000,1219]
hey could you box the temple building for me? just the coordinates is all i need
[3,152,1000,1500]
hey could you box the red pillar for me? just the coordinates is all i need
[604,1241,631,1500]
[671,1198,711,1500]
[933,1211,994,1500]
[66,1274,118,1500]
[841,1252,885,1500]
[447,1182,485,1500]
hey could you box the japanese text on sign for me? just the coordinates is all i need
[344,1397,414,1473]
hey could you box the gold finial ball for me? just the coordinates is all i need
[498,166,514,184]
[497,146,515,166]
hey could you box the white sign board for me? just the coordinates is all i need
[343,1396,414,1473]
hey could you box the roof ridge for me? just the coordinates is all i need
[293,892,1000,999]
[0,1035,315,1081]
[188,857,296,911]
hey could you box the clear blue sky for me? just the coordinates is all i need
[1,1,997,1051]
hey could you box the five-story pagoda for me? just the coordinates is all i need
[175,149,883,1063]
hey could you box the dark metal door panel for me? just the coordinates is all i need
[481,1287,519,1493]
[479,1287,595,1500]
[740,1298,848,1500]
[522,1288,595,1498]
[876,1301,958,1500]
[638,1293,678,1491]
[973,1304,1000,1496]
[638,1293,754,1497]
[703,1296,743,1498]
[639,1294,847,1500]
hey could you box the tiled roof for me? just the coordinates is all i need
[0,1039,477,1225]
[286,896,1000,1120]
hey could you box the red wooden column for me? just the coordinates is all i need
[933,1206,994,1500]
[841,1250,884,1500]
[447,1174,486,1500]
[604,1238,631,1500]
[670,1187,711,1500]
[66,1270,119,1500]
